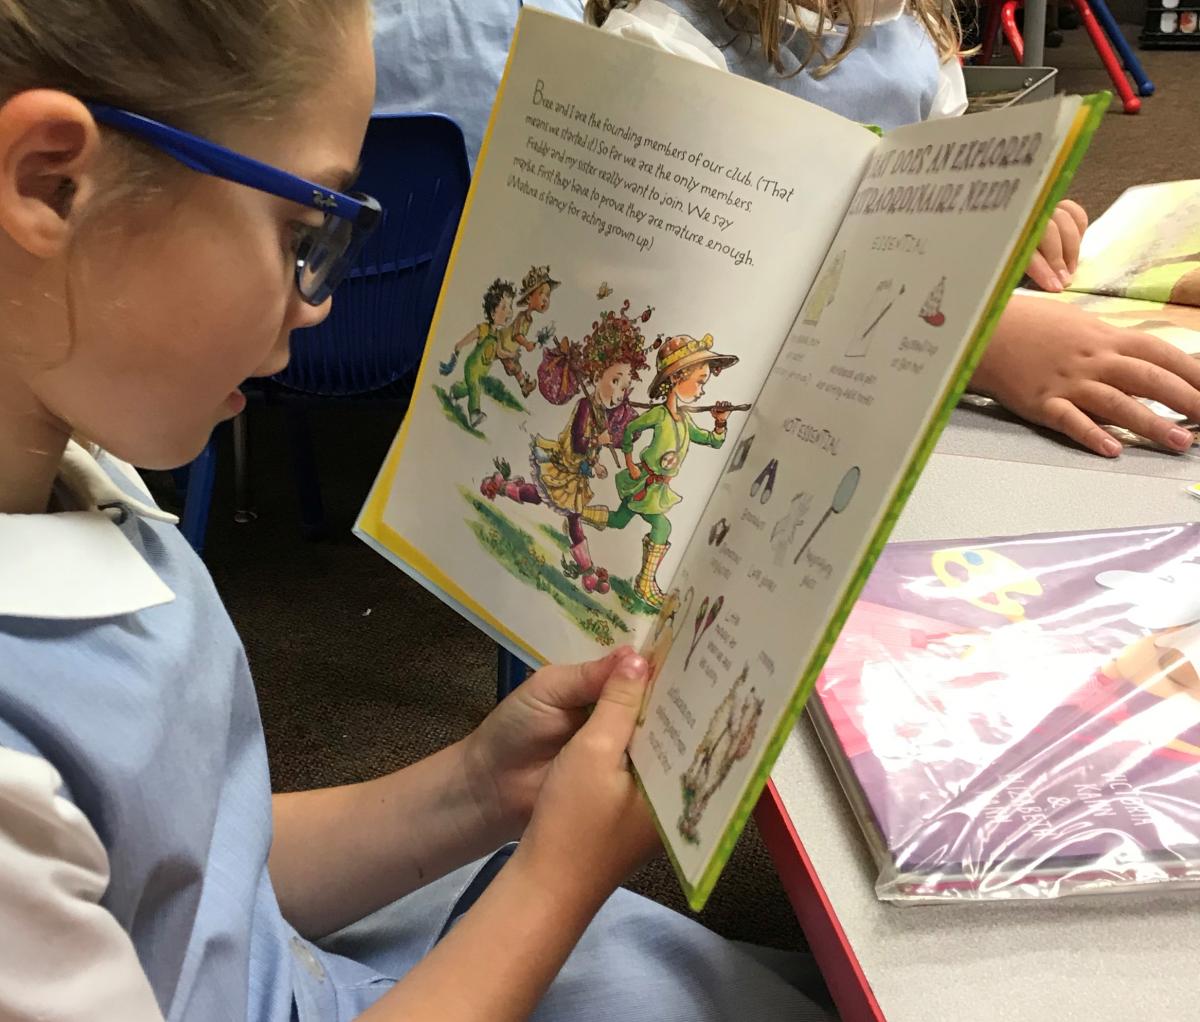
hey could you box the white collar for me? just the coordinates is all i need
[0,442,178,621]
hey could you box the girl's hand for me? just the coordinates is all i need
[1026,200,1088,293]
[972,294,1200,456]
[710,401,732,430]
[596,430,613,447]
[627,462,643,481]
[593,462,608,479]
[463,649,650,842]
[516,655,661,897]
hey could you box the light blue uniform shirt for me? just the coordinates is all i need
[649,0,946,130]
[373,1,587,167]
[0,445,835,1020]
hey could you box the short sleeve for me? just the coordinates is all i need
[0,747,164,1021]
[478,322,491,341]
[930,57,969,120]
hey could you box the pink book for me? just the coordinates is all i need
[812,524,1200,901]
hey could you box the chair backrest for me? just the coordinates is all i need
[276,113,470,397]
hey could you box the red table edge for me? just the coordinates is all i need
[755,780,886,1022]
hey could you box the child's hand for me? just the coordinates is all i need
[1026,200,1088,293]
[463,649,651,844]
[515,654,661,897]
[594,462,609,479]
[972,294,1200,456]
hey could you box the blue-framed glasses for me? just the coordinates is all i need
[87,104,383,306]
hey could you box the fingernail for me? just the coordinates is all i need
[1059,268,1072,285]
[1047,278,1063,293]
[620,654,648,678]
[1102,437,1122,457]
[1168,426,1193,450]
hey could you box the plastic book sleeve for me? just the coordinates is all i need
[811,524,1200,902]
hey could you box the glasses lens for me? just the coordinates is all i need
[297,214,356,305]
[294,192,381,306]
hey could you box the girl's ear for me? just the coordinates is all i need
[0,91,101,259]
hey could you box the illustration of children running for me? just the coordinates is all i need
[506,265,561,397]
[481,303,649,595]
[439,278,515,429]
[602,334,736,610]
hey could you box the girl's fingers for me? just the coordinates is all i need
[1036,217,1068,286]
[1038,395,1122,457]
[530,648,636,710]
[1052,206,1083,280]
[1118,332,1200,393]
[1058,199,1089,236]
[1026,250,1063,293]
[1076,379,1195,452]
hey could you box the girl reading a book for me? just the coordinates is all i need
[588,0,1200,459]
[0,3,835,1021]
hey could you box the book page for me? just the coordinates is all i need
[628,96,1098,904]
[1067,179,1200,307]
[357,9,877,666]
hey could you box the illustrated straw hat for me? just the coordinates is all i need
[649,334,738,400]
[518,264,561,305]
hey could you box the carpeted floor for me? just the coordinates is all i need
[184,32,1200,953]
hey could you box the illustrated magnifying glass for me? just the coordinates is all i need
[794,466,861,565]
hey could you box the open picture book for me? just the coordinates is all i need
[1016,178,1200,359]
[356,8,1106,908]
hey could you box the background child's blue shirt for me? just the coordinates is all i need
[603,0,963,130]
[372,0,586,167]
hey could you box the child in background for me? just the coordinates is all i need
[0,3,838,1021]
[589,0,1200,458]
[372,1,586,168]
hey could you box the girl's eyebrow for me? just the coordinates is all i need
[314,161,363,192]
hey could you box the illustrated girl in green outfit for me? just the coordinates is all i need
[594,333,736,609]
[439,278,515,430]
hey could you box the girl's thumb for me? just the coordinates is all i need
[583,655,649,764]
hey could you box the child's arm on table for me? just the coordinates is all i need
[970,293,1200,455]
[359,660,658,1022]
[268,649,651,939]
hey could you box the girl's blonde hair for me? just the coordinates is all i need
[0,0,367,181]
[587,0,963,76]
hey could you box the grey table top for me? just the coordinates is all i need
[770,404,1200,1022]
[942,401,1200,483]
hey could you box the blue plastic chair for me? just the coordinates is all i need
[177,113,470,551]
[176,113,525,703]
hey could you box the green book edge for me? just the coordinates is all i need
[655,92,1113,912]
